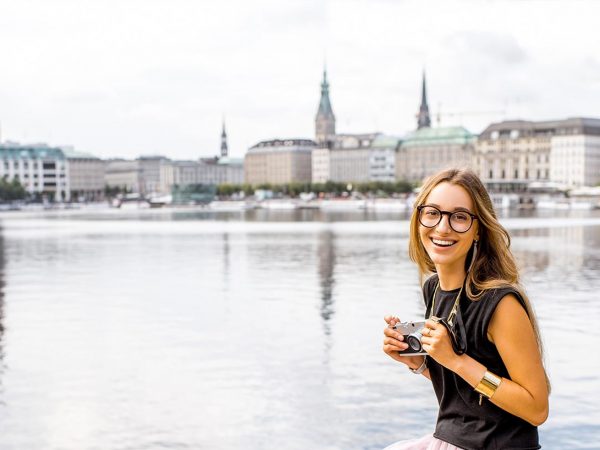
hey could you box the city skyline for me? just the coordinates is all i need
[0,0,599,160]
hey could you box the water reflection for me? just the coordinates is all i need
[513,225,600,288]
[317,230,336,341]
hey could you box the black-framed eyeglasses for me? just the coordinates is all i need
[417,205,478,233]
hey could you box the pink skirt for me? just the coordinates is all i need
[383,434,464,450]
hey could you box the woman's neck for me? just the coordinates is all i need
[436,264,467,291]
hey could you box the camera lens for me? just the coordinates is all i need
[407,332,423,352]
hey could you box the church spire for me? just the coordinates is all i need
[417,71,431,129]
[220,118,228,158]
[315,68,336,146]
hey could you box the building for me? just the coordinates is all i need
[221,120,229,158]
[138,155,170,195]
[395,71,475,184]
[0,142,70,201]
[245,139,315,185]
[311,146,331,184]
[62,147,105,201]
[313,133,400,183]
[160,157,244,193]
[105,159,141,193]
[417,71,431,130]
[327,134,375,183]
[198,157,244,185]
[159,160,196,193]
[311,70,400,184]
[475,117,600,191]
[315,70,336,147]
[397,127,476,183]
[370,135,401,182]
[550,119,600,187]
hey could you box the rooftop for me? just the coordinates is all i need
[61,147,100,160]
[0,143,66,160]
[371,134,402,148]
[479,117,600,139]
[249,138,316,152]
[401,126,476,147]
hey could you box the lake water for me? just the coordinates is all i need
[0,207,599,450]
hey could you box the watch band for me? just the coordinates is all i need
[409,357,427,374]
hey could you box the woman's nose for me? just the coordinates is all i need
[435,214,452,233]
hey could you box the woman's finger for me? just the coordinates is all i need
[383,343,408,353]
[424,319,439,331]
[385,316,400,326]
[384,337,408,348]
[384,327,404,340]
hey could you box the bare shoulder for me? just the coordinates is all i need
[487,293,532,344]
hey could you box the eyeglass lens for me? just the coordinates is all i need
[419,206,473,233]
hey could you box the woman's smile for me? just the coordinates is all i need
[430,237,457,248]
[418,182,478,272]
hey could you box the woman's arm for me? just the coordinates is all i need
[424,294,549,425]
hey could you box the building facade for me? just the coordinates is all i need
[475,117,600,190]
[0,143,70,201]
[370,135,401,182]
[550,121,600,187]
[138,156,170,195]
[312,134,400,184]
[396,127,476,183]
[198,157,244,185]
[105,159,142,193]
[62,147,105,201]
[160,157,245,193]
[245,139,315,185]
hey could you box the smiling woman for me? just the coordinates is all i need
[383,168,550,450]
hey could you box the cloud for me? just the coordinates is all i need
[447,30,529,65]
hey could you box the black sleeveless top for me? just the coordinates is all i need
[423,274,540,450]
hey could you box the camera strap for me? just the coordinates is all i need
[428,280,468,355]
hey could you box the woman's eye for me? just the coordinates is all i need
[453,213,468,222]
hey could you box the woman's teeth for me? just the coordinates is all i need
[432,238,456,247]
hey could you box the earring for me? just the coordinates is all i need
[468,240,478,272]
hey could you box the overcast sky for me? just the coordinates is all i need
[0,0,598,159]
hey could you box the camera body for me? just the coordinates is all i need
[394,320,427,355]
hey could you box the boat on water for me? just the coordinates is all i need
[111,194,150,209]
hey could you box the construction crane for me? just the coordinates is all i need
[435,107,505,127]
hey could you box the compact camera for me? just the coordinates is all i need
[394,320,427,355]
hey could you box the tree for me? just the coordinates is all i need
[0,177,27,202]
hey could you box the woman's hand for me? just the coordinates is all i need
[383,316,425,370]
[420,318,459,370]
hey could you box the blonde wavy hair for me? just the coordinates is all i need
[408,167,550,390]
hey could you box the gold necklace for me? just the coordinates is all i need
[429,280,464,327]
